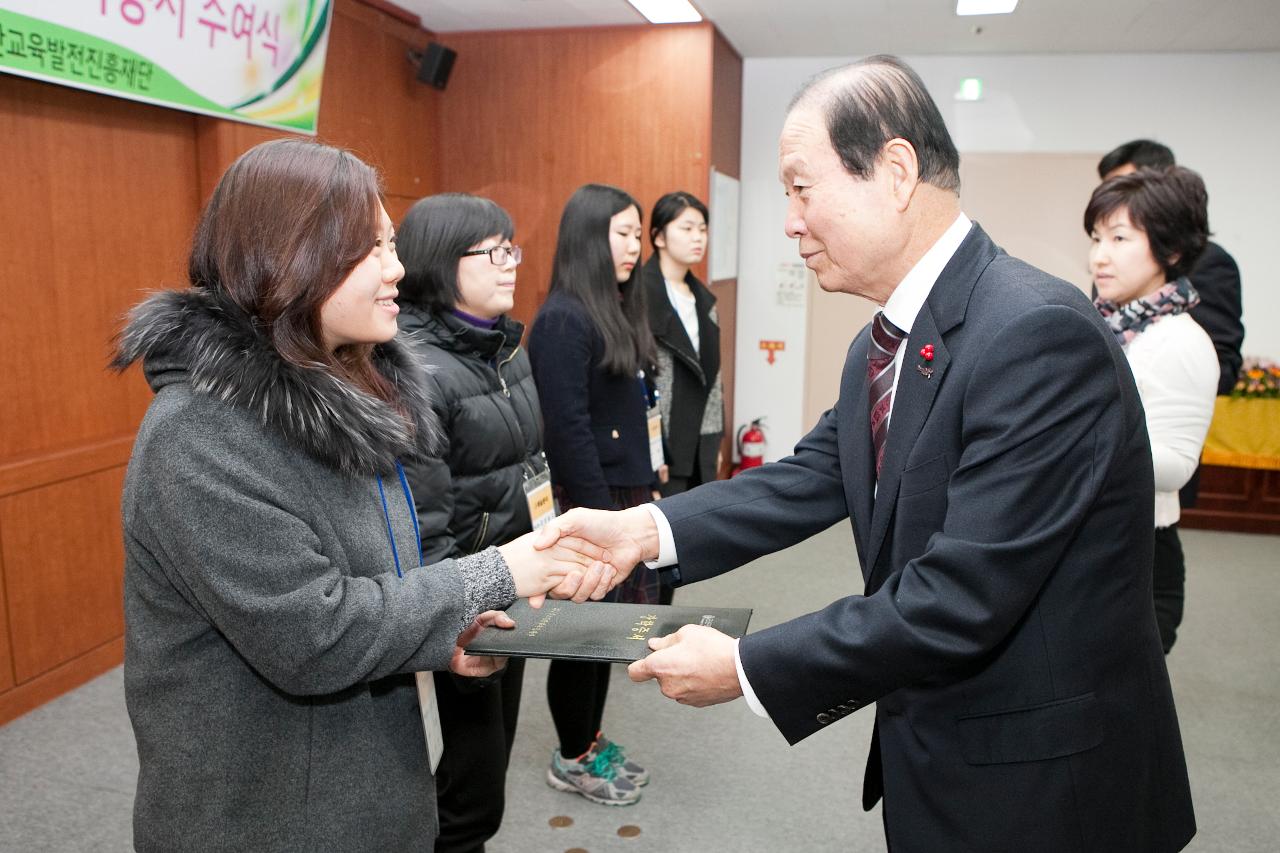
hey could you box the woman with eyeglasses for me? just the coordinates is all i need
[641,191,724,607]
[1086,165,1218,655]
[394,193,544,853]
[527,183,662,806]
[111,141,616,852]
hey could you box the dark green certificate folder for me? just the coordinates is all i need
[464,599,753,664]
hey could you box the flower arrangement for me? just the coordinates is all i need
[1231,356,1280,399]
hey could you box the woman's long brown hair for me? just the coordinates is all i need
[189,138,400,406]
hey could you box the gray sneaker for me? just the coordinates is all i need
[592,732,650,787]
[546,749,641,806]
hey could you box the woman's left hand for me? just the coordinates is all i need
[450,610,515,678]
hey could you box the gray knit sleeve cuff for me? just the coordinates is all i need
[454,546,518,627]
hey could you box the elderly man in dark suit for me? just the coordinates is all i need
[537,55,1195,852]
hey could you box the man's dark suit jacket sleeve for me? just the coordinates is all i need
[659,306,1129,745]
[1189,242,1244,395]
[652,400,853,574]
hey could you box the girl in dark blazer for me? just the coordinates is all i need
[396,194,542,853]
[528,183,659,806]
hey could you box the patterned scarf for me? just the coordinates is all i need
[1095,277,1200,345]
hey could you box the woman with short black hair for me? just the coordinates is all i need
[1086,165,1217,654]
[396,192,543,853]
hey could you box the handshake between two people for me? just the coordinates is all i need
[454,506,745,709]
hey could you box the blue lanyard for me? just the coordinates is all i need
[638,370,657,408]
[376,460,422,579]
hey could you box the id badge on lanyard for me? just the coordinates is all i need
[523,468,556,531]
[647,405,664,472]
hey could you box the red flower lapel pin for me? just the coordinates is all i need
[916,343,935,378]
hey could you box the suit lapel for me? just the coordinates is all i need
[846,329,876,573]
[864,303,949,579]
[861,223,998,585]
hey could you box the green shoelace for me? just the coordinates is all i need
[587,750,618,780]
[597,741,626,766]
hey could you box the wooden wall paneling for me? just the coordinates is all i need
[2,466,127,683]
[0,638,124,726]
[435,24,716,325]
[317,0,438,202]
[0,437,134,500]
[0,75,199,462]
[0,544,13,692]
[709,27,742,180]
[708,27,742,473]
[711,279,738,476]
[0,0,442,723]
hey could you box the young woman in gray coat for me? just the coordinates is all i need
[111,140,614,853]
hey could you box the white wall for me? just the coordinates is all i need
[734,51,1280,458]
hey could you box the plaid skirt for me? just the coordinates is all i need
[553,483,659,605]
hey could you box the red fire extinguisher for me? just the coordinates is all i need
[733,417,767,476]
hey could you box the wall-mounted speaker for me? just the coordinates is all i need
[415,43,456,89]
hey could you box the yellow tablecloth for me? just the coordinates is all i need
[1201,396,1280,470]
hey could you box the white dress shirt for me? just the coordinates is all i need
[645,213,973,719]
[665,278,701,354]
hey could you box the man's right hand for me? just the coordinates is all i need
[532,506,660,603]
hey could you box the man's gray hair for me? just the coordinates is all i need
[791,55,961,193]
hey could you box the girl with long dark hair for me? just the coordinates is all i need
[528,183,660,806]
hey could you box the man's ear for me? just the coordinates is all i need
[882,137,921,212]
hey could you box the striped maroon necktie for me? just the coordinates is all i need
[867,311,906,477]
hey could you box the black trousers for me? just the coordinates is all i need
[1153,524,1186,655]
[433,658,525,853]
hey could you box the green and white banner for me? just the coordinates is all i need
[0,1,333,134]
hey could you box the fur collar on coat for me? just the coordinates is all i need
[112,287,441,477]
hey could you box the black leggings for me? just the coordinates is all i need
[434,659,525,853]
[547,659,612,759]
[1153,524,1186,654]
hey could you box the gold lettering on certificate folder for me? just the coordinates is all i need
[627,614,659,641]
[526,605,561,638]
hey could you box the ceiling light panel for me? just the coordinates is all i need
[956,0,1019,15]
[626,0,703,24]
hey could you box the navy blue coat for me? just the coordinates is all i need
[527,291,655,509]
[658,224,1195,852]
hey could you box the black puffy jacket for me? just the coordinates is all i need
[399,304,547,561]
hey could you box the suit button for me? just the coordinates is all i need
[611,429,620,439]
[816,712,833,725]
